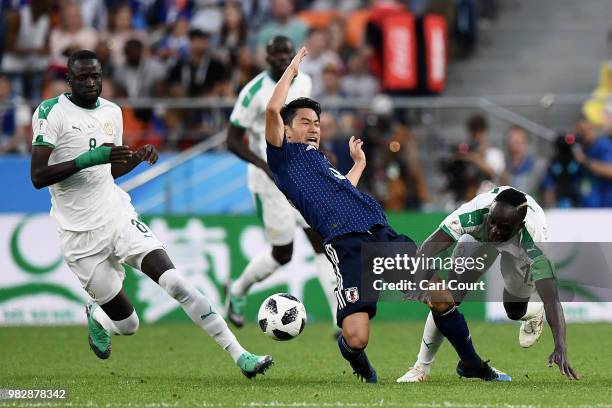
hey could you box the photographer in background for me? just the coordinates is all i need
[540,133,582,208]
[572,115,612,207]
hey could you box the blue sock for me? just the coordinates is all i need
[337,335,376,381]
[432,307,482,366]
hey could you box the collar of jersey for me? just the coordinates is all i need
[64,93,101,110]
[266,71,298,85]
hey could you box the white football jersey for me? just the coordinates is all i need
[32,93,132,231]
[441,186,548,261]
[229,70,312,161]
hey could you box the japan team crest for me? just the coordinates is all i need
[344,287,359,303]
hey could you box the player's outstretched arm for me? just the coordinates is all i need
[265,47,308,147]
[111,144,158,179]
[30,144,133,189]
[535,277,579,380]
[346,136,366,187]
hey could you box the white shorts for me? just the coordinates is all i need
[248,165,309,246]
[453,234,536,299]
[59,211,164,305]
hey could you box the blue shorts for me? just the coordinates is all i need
[324,224,417,327]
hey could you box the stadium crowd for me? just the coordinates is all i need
[1,0,611,210]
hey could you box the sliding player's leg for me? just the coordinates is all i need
[500,253,543,347]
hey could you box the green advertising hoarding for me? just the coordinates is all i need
[0,213,484,326]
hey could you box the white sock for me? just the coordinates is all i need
[159,269,246,362]
[231,252,280,297]
[521,302,544,321]
[314,253,338,323]
[416,311,445,367]
[92,305,118,334]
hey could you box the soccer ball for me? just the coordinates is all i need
[257,293,307,341]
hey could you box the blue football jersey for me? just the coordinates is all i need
[266,137,388,242]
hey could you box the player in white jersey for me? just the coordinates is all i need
[397,187,578,382]
[29,50,273,378]
[225,36,337,332]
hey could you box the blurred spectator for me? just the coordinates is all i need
[257,0,308,63]
[166,29,229,97]
[362,94,428,209]
[572,116,612,207]
[500,125,546,197]
[326,17,352,60]
[77,0,108,31]
[216,2,249,67]
[49,2,98,68]
[230,47,260,93]
[105,3,149,66]
[315,64,344,100]
[319,111,352,174]
[154,15,190,67]
[460,113,505,184]
[1,0,52,100]
[440,142,486,206]
[0,75,31,154]
[341,51,379,98]
[113,39,165,99]
[540,133,582,208]
[301,28,342,96]
[94,40,115,78]
[190,1,224,37]
[583,61,612,128]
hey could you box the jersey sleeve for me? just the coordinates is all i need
[521,212,555,281]
[229,77,262,130]
[31,101,61,148]
[440,198,488,241]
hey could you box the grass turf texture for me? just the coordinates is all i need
[1,321,611,407]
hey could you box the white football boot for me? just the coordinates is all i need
[396,362,430,383]
[519,303,545,348]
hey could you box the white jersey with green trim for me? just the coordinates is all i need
[440,186,552,279]
[229,70,312,161]
[31,93,131,232]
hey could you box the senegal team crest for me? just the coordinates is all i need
[103,122,115,136]
[344,287,359,303]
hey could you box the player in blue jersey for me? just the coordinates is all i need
[264,47,511,383]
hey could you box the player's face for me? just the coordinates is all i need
[487,202,522,242]
[266,41,294,78]
[286,108,320,148]
[68,59,103,105]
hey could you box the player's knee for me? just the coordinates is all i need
[429,301,455,315]
[114,312,139,335]
[504,302,527,321]
[343,331,369,350]
[159,269,191,304]
[342,324,369,349]
[272,245,293,265]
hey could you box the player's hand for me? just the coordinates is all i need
[288,47,308,76]
[135,144,159,165]
[348,136,366,165]
[548,346,579,380]
[107,145,133,164]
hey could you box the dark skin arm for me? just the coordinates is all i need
[226,124,274,179]
[535,277,579,380]
[30,145,133,189]
[111,144,159,179]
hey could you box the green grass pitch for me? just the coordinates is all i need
[1,321,611,407]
